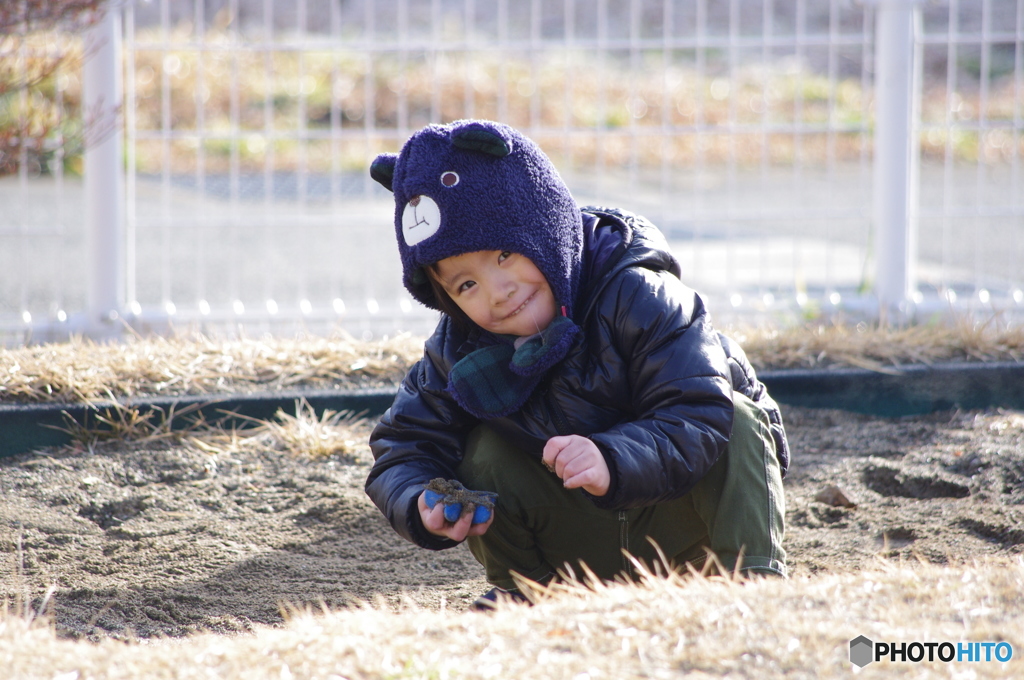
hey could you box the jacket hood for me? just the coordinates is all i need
[577,206,682,323]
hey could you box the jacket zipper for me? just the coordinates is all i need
[545,385,573,437]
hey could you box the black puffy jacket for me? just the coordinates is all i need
[366,207,789,550]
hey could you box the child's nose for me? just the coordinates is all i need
[491,278,516,305]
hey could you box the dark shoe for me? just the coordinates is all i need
[469,587,531,611]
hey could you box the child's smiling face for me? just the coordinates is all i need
[432,250,557,337]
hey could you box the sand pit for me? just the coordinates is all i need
[2,402,1023,641]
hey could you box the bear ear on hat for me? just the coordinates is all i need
[451,121,512,158]
[370,154,398,191]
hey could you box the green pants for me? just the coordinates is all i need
[458,393,787,590]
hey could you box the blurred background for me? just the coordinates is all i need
[1,0,1021,345]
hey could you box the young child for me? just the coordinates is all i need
[365,120,790,609]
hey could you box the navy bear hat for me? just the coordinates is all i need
[370,120,584,319]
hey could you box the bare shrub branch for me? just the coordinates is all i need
[0,0,106,176]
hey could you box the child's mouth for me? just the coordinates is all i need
[503,291,537,321]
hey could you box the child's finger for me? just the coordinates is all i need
[564,471,609,496]
[555,438,593,471]
[420,500,448,535]
[445,511,476,542]
[558,452,589,481]
[559,445,610,496]
[542,435,572,467]
[558,445,596,481]
[543,435,583,476]
[561,467,594,490]
[466,515,493,537]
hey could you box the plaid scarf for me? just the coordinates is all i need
[446,315,581,419]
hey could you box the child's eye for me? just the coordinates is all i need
[498,251,511,263]
[457,280,476,293]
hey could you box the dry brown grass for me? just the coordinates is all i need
[735,318,1024,372]
[121,26,1023,175]
[8,15,1023,181]
[2,557,1021,679]
[3,325,1023,677]
[3,322,1023,406]
[0,332,424,404]
[190,399,371,462]
[52,396,372,464]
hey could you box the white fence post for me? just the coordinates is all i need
[82,7,125,340]
[871,0,923,320]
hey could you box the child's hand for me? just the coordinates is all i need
[418,491,492,541]
[542,435,610,496]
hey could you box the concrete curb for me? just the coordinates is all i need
[0,388,397,458]
[759,361,1024,417]
[2,362,1023,458]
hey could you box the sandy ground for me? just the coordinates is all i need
[2,403,1023,641]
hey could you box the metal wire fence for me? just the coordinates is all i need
[1,0,1022,345]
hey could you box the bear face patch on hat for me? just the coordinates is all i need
[401,194,442,246]
[370,120,584,318]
